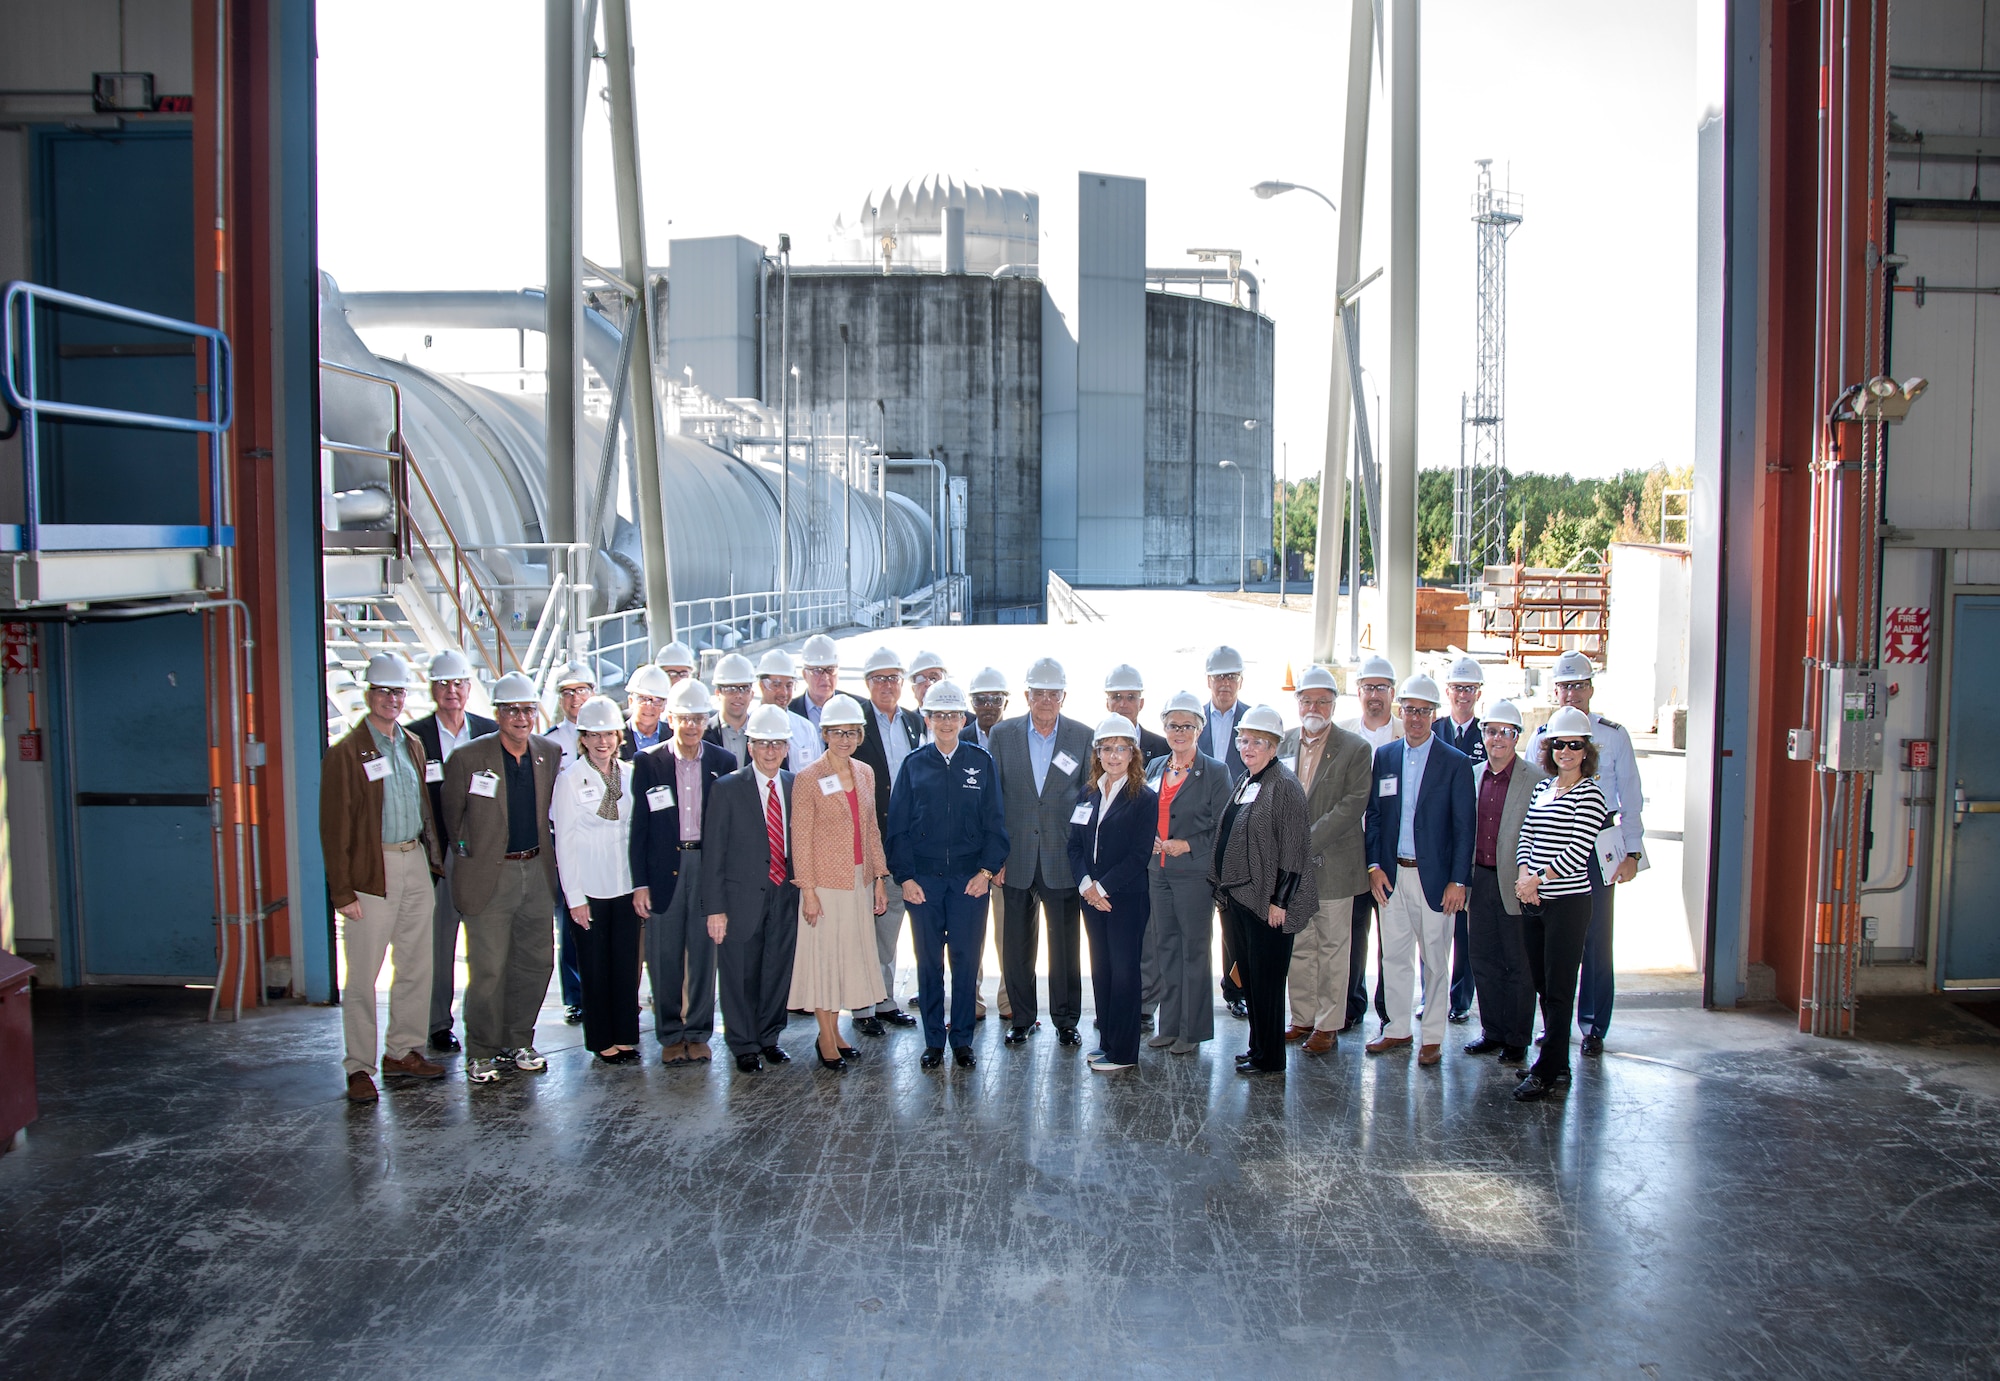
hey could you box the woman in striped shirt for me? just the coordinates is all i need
[1512,706,1614,1102]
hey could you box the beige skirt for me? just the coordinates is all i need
[789,865,887,1012]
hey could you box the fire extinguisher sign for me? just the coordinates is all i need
[1,622,34,675]
[1883,607,1930,664]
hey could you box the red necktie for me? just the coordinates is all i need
[765,778,786,885]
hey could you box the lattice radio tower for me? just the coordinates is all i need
[1455,160,1523,582]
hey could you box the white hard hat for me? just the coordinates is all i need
[364,652,414,689]
[654,640,697,670]
[1485,699,1524,729]
[711,653,756,686]
[1238,704,1285,739]
[554,659,597,690]
[908,649,946,676]
[666,678,714,716]
[491,672,539,705]
[627,664,672,699]
[1161,689,1204,724]
[1398,673,1442,706]
[746,703,793,740]
[921,680,970,715]
[1024,656,1067,691]
[799,634,840,668]
[969,666,1008,695]
[1092,713,1139,744]
[1205,645,1245,675]
[1544,705,1595,738]
[862,646,905,676]
[757,648,796,679]
[1103,663,1145,693]
[426,648,472,682]
[576,695,624,733]
[818,693,866,728]
[1296,664,1338,694]
[1356,654,1397,685]
[1551,650,1596,684]
[1446,655,1485,686]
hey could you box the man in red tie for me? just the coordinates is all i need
[702,704,801,1073]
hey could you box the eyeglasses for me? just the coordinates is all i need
[1208,672,1242,684]
[431,678,469,691]
[866,673,902,687]
[1400,705,1436,718]
[632,695,666,709]
[367,686,407,698]
[559,684,593,697]
[1026,689,1064,702]
[1096,742,1135,755]
[971,694,1007,707]
[825,728,863,741]
[1165,721,1200,734]
[1296,696,1334,713]
[495,705,536,718]
[716,683,752,694]
[1482,725,1520,739]
[911,671,944,686]
[1548,738,1589,753]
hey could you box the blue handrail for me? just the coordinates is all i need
[0,279,234,555]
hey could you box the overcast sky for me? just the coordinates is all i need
[317,0,1710,483]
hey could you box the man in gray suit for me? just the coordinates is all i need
[1277,665,1375,1052]
[701,704,801,1073]
[1462,699,1545,1065]
[440,672,562,1085]
[988,656,1094,1045]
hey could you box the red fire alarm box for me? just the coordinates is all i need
[15,732,40,762]
[1905,739,1934,770]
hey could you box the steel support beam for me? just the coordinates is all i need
[1383,0,1419,679]
[544,0,581,548]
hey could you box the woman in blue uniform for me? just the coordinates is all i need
[884,680,1010,1070]
[1069,715,1160,1073]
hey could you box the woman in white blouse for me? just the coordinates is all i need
[551,695,642,1064]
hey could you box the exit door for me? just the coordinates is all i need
[1940,594,2000,985]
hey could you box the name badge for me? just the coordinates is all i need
[469,771,499,798]
[425,760,444,784]
[1053,750,1079,775]
[1378,776,1398,797]
[362,756,391,783]
[818,774,843,796]
[1280,756,1297,773]
[576,777,604,806]
[646,785,675,811]
[1070,803,1093,825]
[1238,782,1261,804]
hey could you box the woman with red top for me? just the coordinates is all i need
[1143,691,1235,1055]
[789,694,890,1069]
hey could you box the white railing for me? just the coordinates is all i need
[1047,569,1103,624]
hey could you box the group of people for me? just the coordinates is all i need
[322,632,1643,1106]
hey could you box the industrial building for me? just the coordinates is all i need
[1,0,1998,1375]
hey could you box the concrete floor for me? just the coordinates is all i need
[4,985,1999,1379]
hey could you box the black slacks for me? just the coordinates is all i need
[1001,876,1082,1029]
[576,892,642,1052]
[716,883,801,1056]
[1223,898,1294,1072]
[1345,892,1389,1029]
[1083,894,1148,1065]
[1522,891,1592,1078]
[1466,865,1534,1049]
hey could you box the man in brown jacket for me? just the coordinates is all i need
[441,672,562,1084]
[320,653,447,1103]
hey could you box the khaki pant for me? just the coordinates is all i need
[462,859,557,1061]
[339,843,436,1075]
[1287,897,1353,1033]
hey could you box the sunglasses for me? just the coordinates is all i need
[1549,738,1589,753]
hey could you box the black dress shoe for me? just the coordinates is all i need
[1237,1062,1281,1077]
[816,1050,846,1071]
[428,1029,460,1053]
[953,1047,976,1069]
[1498,1045,1528,1066]
[837,1046,861,1061]
[1447,1010,1471,1025]
[1463,1036,1504,1056]
[1004,1025,1033,1045]
[920,1047,944,1069]
[1227,999,1249,1020]
[761,1045,791,1064]
[1580,1034,1605,1057]
[734,1053,763,1073]
[1056,1026,1081,1046]
[564,1006,584,1026]
[1235,1051,1255,1066]
[854,1016,885,1038]
[881,1009,919,1028]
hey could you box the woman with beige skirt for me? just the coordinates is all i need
[789,694,890,1070]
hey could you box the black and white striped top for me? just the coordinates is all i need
[1515,775,1613,900]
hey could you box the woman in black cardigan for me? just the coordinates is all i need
[1209,704,1317,1076]
[1068,715,1161,1072]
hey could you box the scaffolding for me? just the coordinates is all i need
[1455,160,1523,582]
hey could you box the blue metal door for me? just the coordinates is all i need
[1941,595,2000,985]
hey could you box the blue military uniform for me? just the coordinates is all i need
[885,740,1011,1050]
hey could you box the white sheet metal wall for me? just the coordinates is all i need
[666,235,763,401]
[1073,172,1146,585]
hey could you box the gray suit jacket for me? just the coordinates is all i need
[1280,723,1375,902]
[699,766,797,927]
[988,713,1094,890]
[440,733,560,916]
[1478,755,1546,915]
[1208,763,1318,932]
[1142,752,1233,879]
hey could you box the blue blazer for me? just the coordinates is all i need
[1435,714,1486,764]
[1066,781,1160,909]
[627,740,737,906]
[885,742,1010,883]
[1363,736,1476,912]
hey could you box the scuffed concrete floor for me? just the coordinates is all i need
[2,985,1998,1379]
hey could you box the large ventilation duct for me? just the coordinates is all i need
[317,273,931,638]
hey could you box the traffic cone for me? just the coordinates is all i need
[1282,662,1295,691]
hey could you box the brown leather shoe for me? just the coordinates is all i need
[683,1041,712,1062]
[383,1050,445,1080]
[1417,1043,1442,1067]
[660,1042,688,1066]
[1364,1035,1413,1055]
[1283,1024,1311,1043]
[1303,1029,1336,1055]
[345,1070,378,1103]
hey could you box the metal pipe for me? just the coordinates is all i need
[779,237,791,635]
[877,399,888,608]
[545,0,581,549]
[1142,266,1262,315]
[602,0,675,642]
[1889,64,2000,81]
[841,324,852,622]
[1384,0,1421,678]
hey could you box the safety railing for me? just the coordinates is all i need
[1,279,233,556]
[1047,569,1103,624]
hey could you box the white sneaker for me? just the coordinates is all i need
[466,1058,504,1083]
[1088,1057,1133,1072]
[509,1046,548,1073]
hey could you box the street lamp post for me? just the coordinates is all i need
[1219,459,1245,592]
[1279,440,1288,607]
[778,232,791,636]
